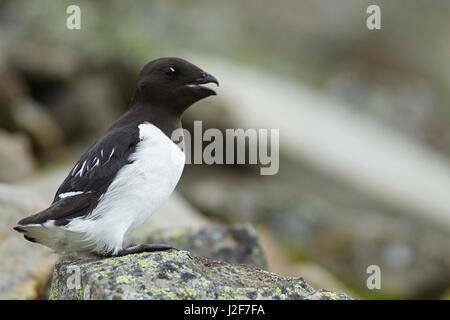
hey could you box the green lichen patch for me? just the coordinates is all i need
[220,286,247,300]
[103,258,121,264]
[157,250,183,257]
[320,290,352,300]
[198,277,211,288]
[144,288,179,300]
[98,270,112,277]
[75,287,84,300]
[177,287,198,298]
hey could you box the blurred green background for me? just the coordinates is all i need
[0,0,449,300]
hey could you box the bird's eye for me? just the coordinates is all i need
[164,67,176,76]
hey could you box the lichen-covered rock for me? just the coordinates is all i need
[128,224,267,269]
[49,250,352,300]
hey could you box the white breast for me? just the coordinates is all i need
[66,122,185,255]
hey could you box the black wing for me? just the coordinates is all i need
[18,126,140,227]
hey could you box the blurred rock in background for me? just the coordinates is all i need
[0,0,449,299]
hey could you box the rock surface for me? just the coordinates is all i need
[49,250,352,300]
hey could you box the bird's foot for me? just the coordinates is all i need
[114,244,180,257]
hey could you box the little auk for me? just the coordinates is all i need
[14,57,218,257]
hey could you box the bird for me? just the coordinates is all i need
[13,57,219,257]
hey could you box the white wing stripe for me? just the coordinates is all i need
[92,158,100,169]
[71,162,79,176]
[75,160,87,177]
[108,148,115,161]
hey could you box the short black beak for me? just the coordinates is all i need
[194,72,219,86]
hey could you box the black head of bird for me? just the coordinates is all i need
[132,57,219,115]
